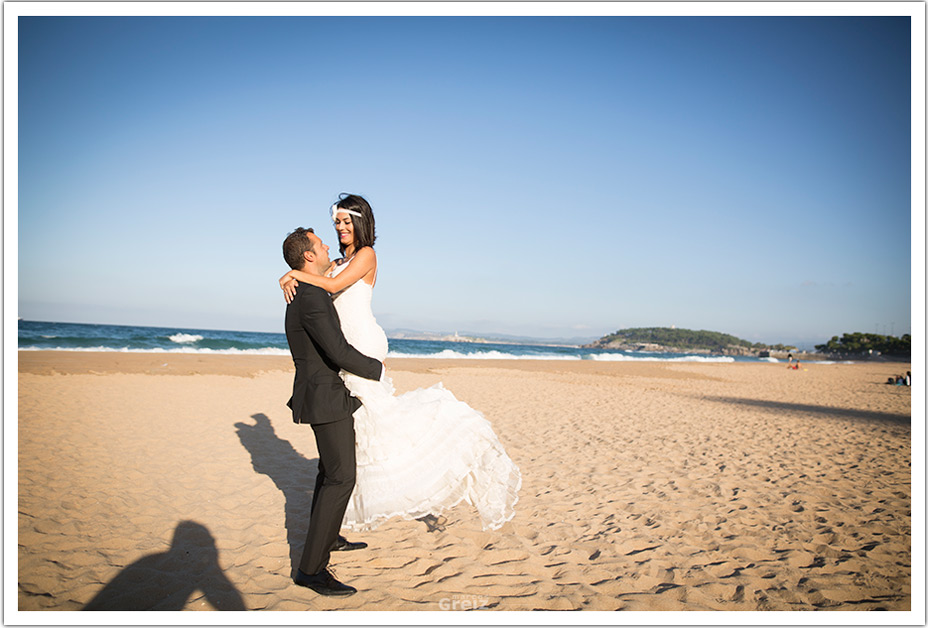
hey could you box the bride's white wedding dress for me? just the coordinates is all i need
[329,260,522,531]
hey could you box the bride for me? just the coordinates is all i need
[279,194,521,531]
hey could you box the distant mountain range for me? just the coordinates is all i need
[384,328,598,347]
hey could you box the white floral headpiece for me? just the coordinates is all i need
[331,203,363,222]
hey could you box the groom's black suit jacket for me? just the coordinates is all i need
[285,281,382,425]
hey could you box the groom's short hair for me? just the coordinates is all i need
[283,227,316,270]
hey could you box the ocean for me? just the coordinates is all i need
[17,320,788,363]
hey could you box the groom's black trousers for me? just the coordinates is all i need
[300,416,356,575]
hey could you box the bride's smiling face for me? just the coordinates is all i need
[334,213,355,248]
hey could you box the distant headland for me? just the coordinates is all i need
[585,327,911,361]
[385,329,590,348]
[583,327,796,357]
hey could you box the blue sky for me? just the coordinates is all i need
[15,12,918,347]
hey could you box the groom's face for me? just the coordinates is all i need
[306,232,330,272]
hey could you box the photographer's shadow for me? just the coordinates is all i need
[84,520,245,610]
[235,413,317,570]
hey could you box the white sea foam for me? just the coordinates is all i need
[760,357,780,363]
[387,349,736,362]
[169,333,203,344]
[589,353,735,363]
[387,349,577,360]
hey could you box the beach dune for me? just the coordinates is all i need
[18,352,911,611]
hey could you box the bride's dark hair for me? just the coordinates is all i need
[334,193,376,256]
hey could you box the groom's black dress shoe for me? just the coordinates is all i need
[293,568,357,596]
[331,535,368,551]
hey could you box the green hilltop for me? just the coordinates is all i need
[815,332,910,357]
[586,327,795,355]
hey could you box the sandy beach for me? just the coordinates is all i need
[18,351,912,612]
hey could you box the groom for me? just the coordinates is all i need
[282,227,383,596]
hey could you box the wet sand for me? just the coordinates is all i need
[18,352,912,611]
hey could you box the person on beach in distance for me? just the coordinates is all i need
[282,227,384,597]
[279,194,521,533]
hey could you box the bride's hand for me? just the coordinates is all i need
[279,272,298,304]
[282,279,298,304]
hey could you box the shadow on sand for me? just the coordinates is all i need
[83,520,245,610]
[702,396,910,426]
[234,413,317,570]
